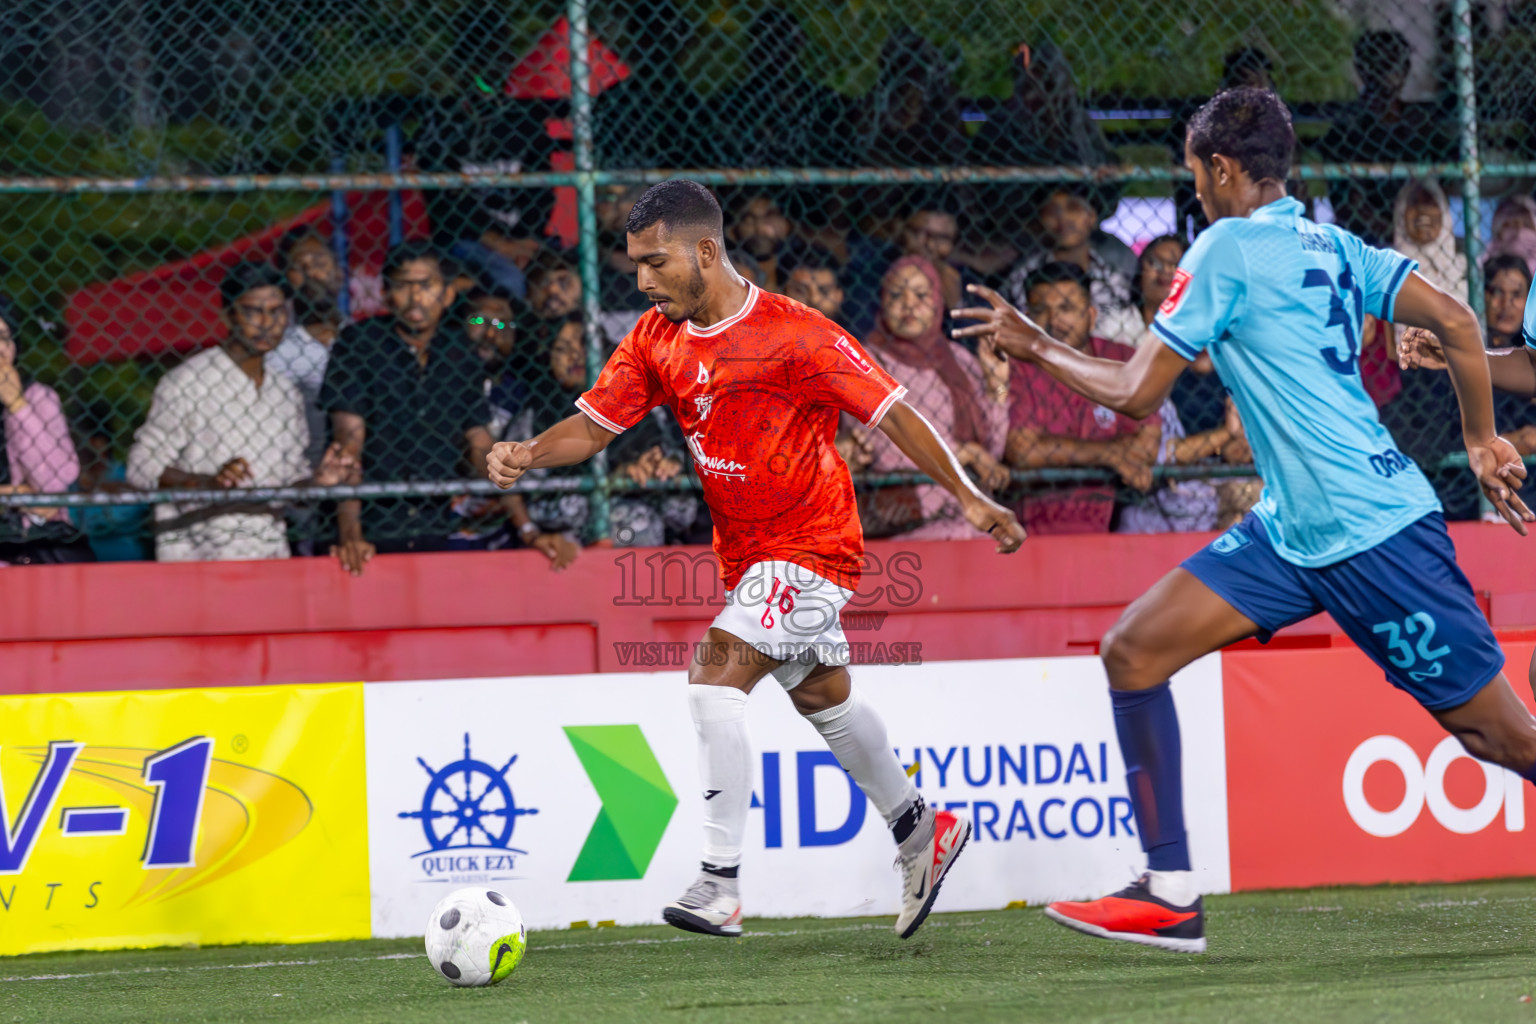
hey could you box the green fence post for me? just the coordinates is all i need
[1454,0,1483,317]
[1451,0,1493,520]
[569,0,609,539]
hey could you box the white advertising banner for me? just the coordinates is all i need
[364,655,1228,936]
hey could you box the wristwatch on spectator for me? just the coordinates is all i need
[518,521,540,541]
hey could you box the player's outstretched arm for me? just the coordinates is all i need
[488,412,618,490]
[1485,347,1536,398]
[952,284,1187,419]
[1394,273,1534,534]
[1400,327,1536,397]
[876,400,1025,553]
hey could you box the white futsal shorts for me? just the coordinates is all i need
[710,560,853,691]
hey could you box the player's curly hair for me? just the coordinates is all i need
[1187,87,1294,184]
[626,179,724,242]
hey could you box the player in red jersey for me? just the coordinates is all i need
[489,180,1024,939]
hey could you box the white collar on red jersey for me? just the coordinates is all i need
[685,281,760,337]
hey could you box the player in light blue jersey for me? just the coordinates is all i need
[956,88,1536,954]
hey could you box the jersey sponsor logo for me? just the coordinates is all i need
[835,336,874,374]
[696,361,710,385]
[1160,268,1193,315]
[1368,448,1413,479]
[685,432,748,480]
[694,395,713,421]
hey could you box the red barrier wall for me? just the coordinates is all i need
[3,522,1535,696]
[1225,641,1536,891]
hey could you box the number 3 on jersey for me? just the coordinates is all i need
[1302,267,1364,375]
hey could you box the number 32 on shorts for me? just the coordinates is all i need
[1372,611,1451,681]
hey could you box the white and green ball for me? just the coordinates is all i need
[424,886,527,987]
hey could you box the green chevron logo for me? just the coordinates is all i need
[564,725,678,881]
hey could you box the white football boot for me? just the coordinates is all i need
[663,871,743,937]
[894,805,971,938]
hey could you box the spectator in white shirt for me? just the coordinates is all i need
[268,289,341,471]
[127,262,354,561]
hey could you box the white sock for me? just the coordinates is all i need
[804,686,918,823]
[688,684,753,869]
[1147,869,1198,907]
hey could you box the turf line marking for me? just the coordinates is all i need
[0,954,421,983]
[7,893,1520,984]
[0,922,969,983]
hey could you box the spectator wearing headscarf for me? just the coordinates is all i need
[1382,179,1477,519]
[1392,179,1467,302]
[838,256,1010,538]
[1483,195,1536,275]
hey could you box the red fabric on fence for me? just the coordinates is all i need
[507,19,632,248]
[64,191,430,364]
[505,17,629,100]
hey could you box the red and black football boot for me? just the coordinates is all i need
[1044,873,1205,953]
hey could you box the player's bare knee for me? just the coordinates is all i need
[1453,727,1536,773]
[789,667,849,716]
[687,653,746,690]
[1452,730,1499,766]
[1490,731,1536,774]
[788,686,831,716]
[1100,621,1161,690]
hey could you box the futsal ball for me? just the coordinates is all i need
[424,886,527,987]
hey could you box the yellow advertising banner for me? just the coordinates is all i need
[0,683,369,955]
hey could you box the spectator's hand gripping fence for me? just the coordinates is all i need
[0,0,1527,559]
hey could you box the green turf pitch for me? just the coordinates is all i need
[6,880,1536,1023]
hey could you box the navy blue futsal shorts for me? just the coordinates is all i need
[1182,512,1504,711]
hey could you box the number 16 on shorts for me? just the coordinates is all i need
[760,577,800,629]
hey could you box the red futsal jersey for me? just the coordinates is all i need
[577,283,906,590]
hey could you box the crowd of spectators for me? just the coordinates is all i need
[4,19,1535,569]
[8,164,1518,571]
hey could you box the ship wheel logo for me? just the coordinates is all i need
[400,733,539,854]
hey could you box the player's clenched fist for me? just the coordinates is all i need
[963,495,1026,554]
[488,441,535,489]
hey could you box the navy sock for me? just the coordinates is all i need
[889,795,926,845]
[1110,681,1190,872]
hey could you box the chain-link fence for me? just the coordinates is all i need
[0,0,1532,563]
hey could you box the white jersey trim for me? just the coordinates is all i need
[686,282,760,337]
[575,396,627,435]
[864,385,908,429]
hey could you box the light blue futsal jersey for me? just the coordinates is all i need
[1152,197,1441,568]
[1523,271,1536,349]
